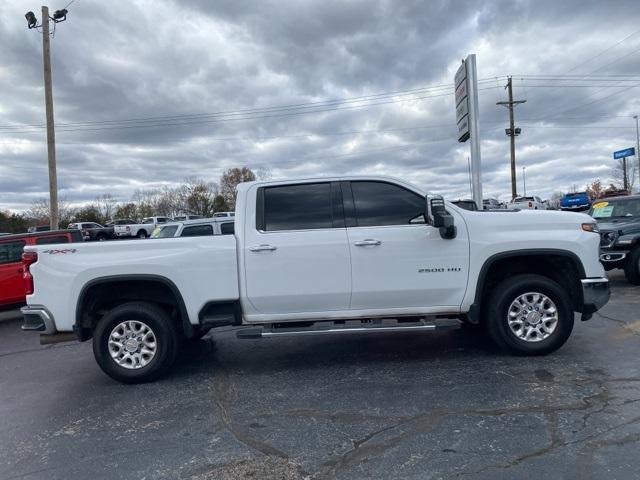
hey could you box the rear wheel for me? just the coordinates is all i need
[485,274,574,355]
[93,302,178,383]
[623,248,640,285]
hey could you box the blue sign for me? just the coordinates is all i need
[614,147,635,159]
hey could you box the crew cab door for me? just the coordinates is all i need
[243,181,351,315]
[0,239,27,305]
[344,181,469,311]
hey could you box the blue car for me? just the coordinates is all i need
[560,191,591,211]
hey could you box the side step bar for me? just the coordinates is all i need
[236,318,460,339]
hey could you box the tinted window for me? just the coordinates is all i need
[351,181,425,227]
[263,183,333,231]
[36,235,69,245]
[220,222,234,235]
[0,240,25,264]
[181,225,213,237]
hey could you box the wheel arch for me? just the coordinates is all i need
[467,249,586,324]
[74,274,193,341]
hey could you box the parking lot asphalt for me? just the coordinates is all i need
[1,271,640,480]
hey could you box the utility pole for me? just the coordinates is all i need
[497,77,526,200]
[25,6,69,230]
[522,166,527,196]
[635,115,640,192]
[41,6,58,230]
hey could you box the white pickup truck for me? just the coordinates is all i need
[21,176,610,383]
[114,216,173,239]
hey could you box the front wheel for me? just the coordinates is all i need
[93,302,179,383]
[485,274,574,355]
[137,230,147,239]
[623,248,640,285]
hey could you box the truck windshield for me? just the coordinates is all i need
[590,198,640,218]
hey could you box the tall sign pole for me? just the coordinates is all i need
[634,115,640,192]
[455,54,482,209]
[42,6,59,230]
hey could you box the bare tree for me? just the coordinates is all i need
[612,159,637,191]
[96,194,118,221]
[26,197,75,228]
[177,177,218,216]
[220,167,256,209]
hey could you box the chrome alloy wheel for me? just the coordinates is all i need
[108,320,157,369]
[507,292,559,342]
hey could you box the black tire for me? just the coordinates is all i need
[623,248,640,285]
[96,234,107,242]
[485,274,574,356]
[136,230,147,239]
[93,302,179,384]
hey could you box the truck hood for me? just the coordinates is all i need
[457,208,593,230]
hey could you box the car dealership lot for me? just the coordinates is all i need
[1,271,639,480]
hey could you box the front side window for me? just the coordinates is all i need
[181,225,213,237]
[351,181,425,227]
[0,240,25,264]
[262,183,333,231]
[152,225,178,238]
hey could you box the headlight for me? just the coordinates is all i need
[581,222,599,233]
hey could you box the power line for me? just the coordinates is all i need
[0,79,501,131]
[0,86,502,135]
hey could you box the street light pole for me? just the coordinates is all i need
[41,6,58,230]
[522,166,527,196]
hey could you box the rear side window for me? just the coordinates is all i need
[220,222,234,235]
[181,225,213,237]
[350,181,425,227]
[262,183,333,231]
[36,235,69,245]
[0,240,25,264]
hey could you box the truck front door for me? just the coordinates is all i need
[244,181,351,315]
[344,180,469,311]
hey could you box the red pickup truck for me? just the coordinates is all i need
[0,230,82,309]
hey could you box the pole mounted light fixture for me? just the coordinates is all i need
[52,9,68,22]
[25,11,38,28]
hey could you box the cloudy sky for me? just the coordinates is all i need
[1,0,639,211]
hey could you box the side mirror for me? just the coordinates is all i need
[426,195,456,239]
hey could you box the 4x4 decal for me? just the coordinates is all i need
[42,248,77,255]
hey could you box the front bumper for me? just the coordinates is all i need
[581,278,610,319]
[21,305,56,334]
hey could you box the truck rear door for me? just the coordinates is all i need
[244,181,351,315]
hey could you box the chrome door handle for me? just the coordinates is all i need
[249,244,277,252]
[354,239,381,247]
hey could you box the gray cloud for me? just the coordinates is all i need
[1,0,639,211]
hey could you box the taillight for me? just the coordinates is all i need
[22,251,38,295]
[126,226,131,231]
